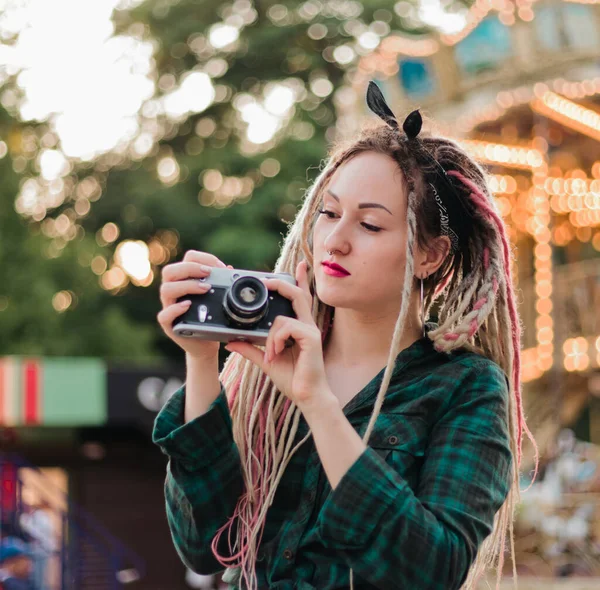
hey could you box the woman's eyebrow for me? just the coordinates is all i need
[326,189,393,215]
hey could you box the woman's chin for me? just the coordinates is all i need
[315,285,351,308]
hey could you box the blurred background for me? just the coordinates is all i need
[0,0,599,588]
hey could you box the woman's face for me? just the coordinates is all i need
[312,151,410,313]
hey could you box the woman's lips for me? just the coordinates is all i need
[322,263,350,277]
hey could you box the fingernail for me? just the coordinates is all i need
[200,265,211,272]
[181,300,192,306]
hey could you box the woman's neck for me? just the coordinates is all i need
[323,305,422,367]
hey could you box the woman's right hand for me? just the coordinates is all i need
[157,250,232,360]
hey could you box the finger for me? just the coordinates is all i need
[225,341,265,371]
[160,280,212,308]
[270,319,304,358]
[183,250,227,268]
[260,276,312,324]
[269,316,314,360]
[295,260,313,311]
[157,300,192,332]
[264,316,278,363]
[162,261,213,283]
[271,324,287,358]
[266,315,290,363]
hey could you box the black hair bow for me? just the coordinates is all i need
[366,81,423,139]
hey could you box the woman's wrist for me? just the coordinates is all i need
[186,350,219,367]
[184,352,221,423]
[296,383,339,420]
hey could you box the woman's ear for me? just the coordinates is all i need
[414,235,451,278]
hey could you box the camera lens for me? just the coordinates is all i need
[223,275,269,325]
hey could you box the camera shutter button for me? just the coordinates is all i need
[198,305,209,323]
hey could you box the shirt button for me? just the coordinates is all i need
[388,435,399,445]
[283,548,294,560]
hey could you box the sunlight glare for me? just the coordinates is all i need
[418,0,466,35]
[3,0,155,160]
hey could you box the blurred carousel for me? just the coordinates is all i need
[339,0,600,578]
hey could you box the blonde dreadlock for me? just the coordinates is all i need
[211,120,537,590]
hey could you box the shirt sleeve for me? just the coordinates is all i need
[152,384,244,575]
[315,360,513,590]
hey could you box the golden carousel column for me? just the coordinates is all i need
[460,139,552,382]
[529,140,554,379]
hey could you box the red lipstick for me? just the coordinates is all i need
[322,261,350,277]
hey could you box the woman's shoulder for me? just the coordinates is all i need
[434,345,508,385]
[418,347,510,419]
[387,343,509,421]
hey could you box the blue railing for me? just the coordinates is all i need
[0,452,145,590]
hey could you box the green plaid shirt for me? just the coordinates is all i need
[153,329,512,589]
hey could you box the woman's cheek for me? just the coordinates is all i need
[312,223,326,251]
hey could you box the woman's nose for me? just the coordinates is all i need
[324,224,351,255]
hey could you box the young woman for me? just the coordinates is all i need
[153,82,535,590]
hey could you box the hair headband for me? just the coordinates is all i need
[366,80,475,252]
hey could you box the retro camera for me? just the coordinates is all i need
[172,267,297,345]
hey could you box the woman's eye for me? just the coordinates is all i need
[317,209,337,219]
[317,209,381,232]
[361,223,382,233]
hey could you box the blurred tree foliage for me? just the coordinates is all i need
[0,107,157,360]
[0,0,429,362]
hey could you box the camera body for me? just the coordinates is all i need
[173,267,297,345]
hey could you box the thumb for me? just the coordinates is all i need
[225,341,266,371]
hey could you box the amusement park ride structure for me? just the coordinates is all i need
[339,0,600,454]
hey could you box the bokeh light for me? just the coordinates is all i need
[115,240,152,283]
[52,290,75,312]
[162,72,215,119]
[208,23,239,49]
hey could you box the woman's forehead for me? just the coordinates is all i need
[327,152,406,209]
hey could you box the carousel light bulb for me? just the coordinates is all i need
[532,92,600,141]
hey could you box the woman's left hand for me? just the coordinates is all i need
[224,260,333,409]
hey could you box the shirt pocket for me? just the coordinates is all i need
[362,414,428,485]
